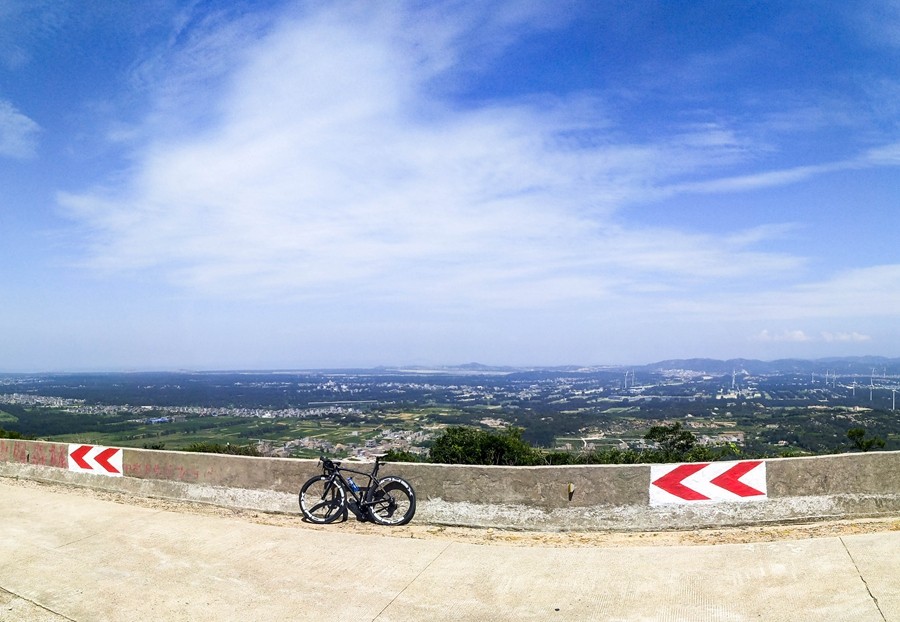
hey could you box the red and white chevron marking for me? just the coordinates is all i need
[650,460,767,506]
[67,444,123,477]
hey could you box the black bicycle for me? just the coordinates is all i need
[299,455,416,526]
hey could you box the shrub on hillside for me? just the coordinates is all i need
[429,423,744,466]
[0,427,30,440]
[183,442,261,456]
[640,422,742,463]
[541,447,644,465]
[382,449,424,462]
[429,426,540,466]
[847,427,886,452]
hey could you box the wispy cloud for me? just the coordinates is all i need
[671,263,900,320]
[57,2,900,320]
[0,0,67,70]
[851,0,900,48]
[0,99,39,159]
[667,161,848,195]
[664,141,900,196]
[772,265,900,319]
[752,329,813,343]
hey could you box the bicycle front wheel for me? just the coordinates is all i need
[367,476,416,526]
[299,475,346,524]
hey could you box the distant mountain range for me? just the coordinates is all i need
[8,358,897,378]
[395,357,900,377]
[642,357,900,375]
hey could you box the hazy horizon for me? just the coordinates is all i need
[3,1,900,371]
[5,354,900,376]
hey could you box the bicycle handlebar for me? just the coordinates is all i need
[319,454,384,476]
[319,456,340,472]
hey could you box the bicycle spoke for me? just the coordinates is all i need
[299,475,346,524]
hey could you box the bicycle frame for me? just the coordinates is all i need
[321,457,384,510]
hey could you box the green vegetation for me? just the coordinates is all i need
[183,442,261,456]
[382,449,423,462]
[0,404,389,455]
[0,427,30,439]
[429,426,540,465]
[847,427,886,452]
[412,423,742,466]
[1,367,898,461]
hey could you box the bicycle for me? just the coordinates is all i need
[299,455,416,526]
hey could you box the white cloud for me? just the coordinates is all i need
[0,99,39,159]
[58,5,792,305]
[0,0,58,69]
[668,161,847,195]
[752,329,813,343]
[864,141,900,165]
[777,265,900,318]
[57,2,900,322]
[852,0,900,48]
[665,142,900,196]
[666,263,900,324]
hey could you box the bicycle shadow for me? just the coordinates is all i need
[298,497,370,524]
[346,499,370,522]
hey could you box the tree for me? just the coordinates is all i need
[847,427,886,452]
[0,427,28,439]
[429,426,539,466]
[382,449,422,462]
[643,422,696,461]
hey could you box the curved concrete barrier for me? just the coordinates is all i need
[1,439,898,530]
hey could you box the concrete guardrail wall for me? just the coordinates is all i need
[1,438,899,530]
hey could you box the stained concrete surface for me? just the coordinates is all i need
[1,479,898,622]
[5,442,900,530]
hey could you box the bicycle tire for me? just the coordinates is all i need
[299,475,346,524]
[367,476,416,526]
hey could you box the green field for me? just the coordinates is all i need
[44,414,392,455]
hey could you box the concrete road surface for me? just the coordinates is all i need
[1,479,898,621]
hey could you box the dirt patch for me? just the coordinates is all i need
[5,476,899,548]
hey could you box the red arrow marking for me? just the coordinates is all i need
[651,463,710,500]
[70,445,92,469]
[710,461,765,497]
[94,447,121,474]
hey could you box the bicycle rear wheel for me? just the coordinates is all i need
[299,475,346,523]
[367,476,416,526]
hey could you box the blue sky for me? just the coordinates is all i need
[2,0,900,371]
